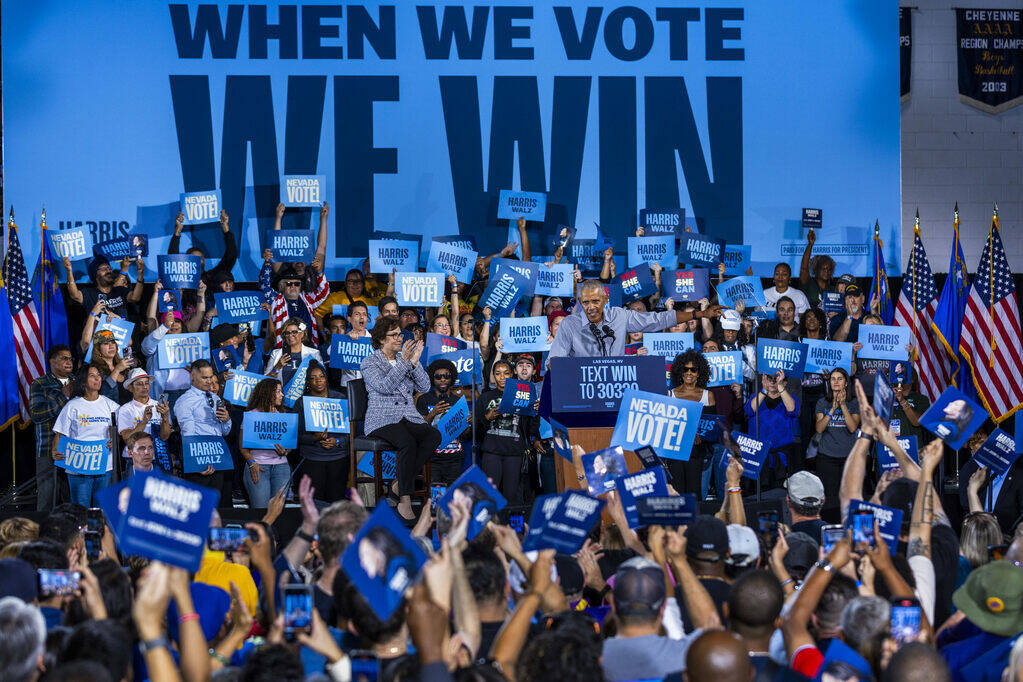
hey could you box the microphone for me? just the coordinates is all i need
[601,324,616,343]
[588,322,607,356]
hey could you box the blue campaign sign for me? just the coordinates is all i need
[635,495,698,527]
[223,369,262,407]
[241,412,299,450]
[682,233,725,267]
[302,396,350,434]
[55,437,109,475]
[358,450,397,480]
[615,467,668,528]
[435,396,470,449]
[705,351,743,387]
[889,361,911,386]
[157,332,209,370]
[610,388,703,461]
[846,499,903,555]
[581,446,628,497]
[330,336,374,371]
[640,208,684,237]
[802,208,823,230]
[532,491,605,554]
[424,333,466,363]
[697,416,722,443]
[498,380,540,416]
[181,435,233,473]
[157,254,202,289]
[157,288,181,313]
[246,338,265,374]
[433,234,478,252]
[281,174,326,207]
[119,470,219,571]
[522,493,563,552]
[368,239,418,274]
[501,317,550,353]
[490,257,539,295]
[446,348,483,387]
[553,225,577,252]
[427,241,477,284]
[50,228,90,261]
[618,262,657,302]
[535,263,574,297]
[549,356,666,416]
[437,466,507,541]
[723,244,752,276]
[282,355,312,408]
[570,240,604,274]
[93,234,148,261]
[717,275,768,308]
[480,267,530,318]
[920,386,988,450]
[730,431,768,480]
[497,189,547,221]
[550,416,572,462]
[874,373,894,424]
[85,314,135,362]
[803,339,854,374]
[211,344,244,373]
[756,338,808,378]
[96,480,128,541]
[973,429,1020,476]
[667,268,710,302]
[820,292,845,313]
[395,272,445,306]
[628,235,676,269]
[179,190,221,225]
[340,504,427,621]
[268,229,315,262]
[213,292,267,324]
[878,436,919,473]
[858,325,911,361]
[642,332,694,360]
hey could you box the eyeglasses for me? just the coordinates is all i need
[385,330,402,338]
[283,329,302,336]
[433,373,452,379]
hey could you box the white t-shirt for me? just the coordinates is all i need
[116,398,162,459]
[762,286,810,317]
[53,395,120,472]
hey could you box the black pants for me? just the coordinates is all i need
[816,455,846,503]
[302,458,349,504]
[370,419,440,497]
[36,454,68,512]
[431,452,464,486]
[185,470,227,503]
[666,451,705,496]
[481,451,522,504]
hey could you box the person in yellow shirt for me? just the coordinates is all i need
[315,267,387,319]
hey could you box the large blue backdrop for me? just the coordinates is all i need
[3,2,900,280]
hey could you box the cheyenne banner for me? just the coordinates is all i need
[956,8,1023,113]
[4,2,899,278]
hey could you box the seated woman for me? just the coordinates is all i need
[360,317,440,521]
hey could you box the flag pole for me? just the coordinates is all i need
[912,209,920,362]
[40,207,47,352]
[6,208,13,487]
[990,203,998,367]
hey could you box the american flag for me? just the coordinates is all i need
[959,216,1023,421]
[5,225,45,421]
[893,225,951,402]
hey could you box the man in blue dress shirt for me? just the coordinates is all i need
[174,359,232,493]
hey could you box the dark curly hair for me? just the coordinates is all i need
[798,307,828,339]
[669,349,710,390]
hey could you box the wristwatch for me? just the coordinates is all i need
[814,558,834,573]
[139,636,172,655]
[855,429,873,441]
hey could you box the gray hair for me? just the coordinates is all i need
[0,597,45,682]
[840,595,890,651]
[578,279,606,295]
[317,500,369,563]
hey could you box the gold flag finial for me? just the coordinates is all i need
[7,207,13,229]
[40,207,47,229]
[874,219,880,236]
[993,202,999,217]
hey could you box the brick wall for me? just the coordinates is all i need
[901,1,1023,273]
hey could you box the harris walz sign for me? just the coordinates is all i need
[956,8,1023,113]
[900,7,913,102]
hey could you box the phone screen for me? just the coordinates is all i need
[86,508,104,533]
[351,653,379,682]
[852,511,875,546]
[509,513,525,534]
[430,485,447,502]
[891,600,921,643]
[283,586,313,639]
[84,531,102,560]
[208,527,249,552]
[821,525,845,554]
[38,569,81,597]
[757,512,778,535]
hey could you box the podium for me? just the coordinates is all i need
[543,356,667,493]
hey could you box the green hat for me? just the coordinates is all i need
[951,561,1023,637]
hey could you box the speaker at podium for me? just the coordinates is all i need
[541,355,667,492]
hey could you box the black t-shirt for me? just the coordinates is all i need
[676,575,730,632]
[791,519,827,542]
[80,285,131,319]
[931,523,960,626]
[313,584,335,627]
[476,620,506,663]
[416,390,467,457]
[828,313,861,342]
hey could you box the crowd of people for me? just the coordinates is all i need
[2,209,1021,680]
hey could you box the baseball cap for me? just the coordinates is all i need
[685,515,729,561]
[0,558,37,602]
[785,471,825,507]
[122,368,151,391]
[843,283,862,298]
[952,561,1023,637]
[721,309,742,331]
[726,524,759,567]
[514,353,536,367]
[612,557,666,616]
[547,309,568,327]
[783,532,820,574]
[554,554,585,596]
[87,255,110,282]
[836,273,856,286]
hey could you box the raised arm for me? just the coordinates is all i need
[206,209,238,278]
[799,229,815,286]
[665,527,722,631]
[186,281,207,333]
[492,550,552,667]
[516,216,531,262]
[271,203,285,274]
[783,534,851,661]
[313,202,329,268]
[61,256,84,304]
[127,257,145,303]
